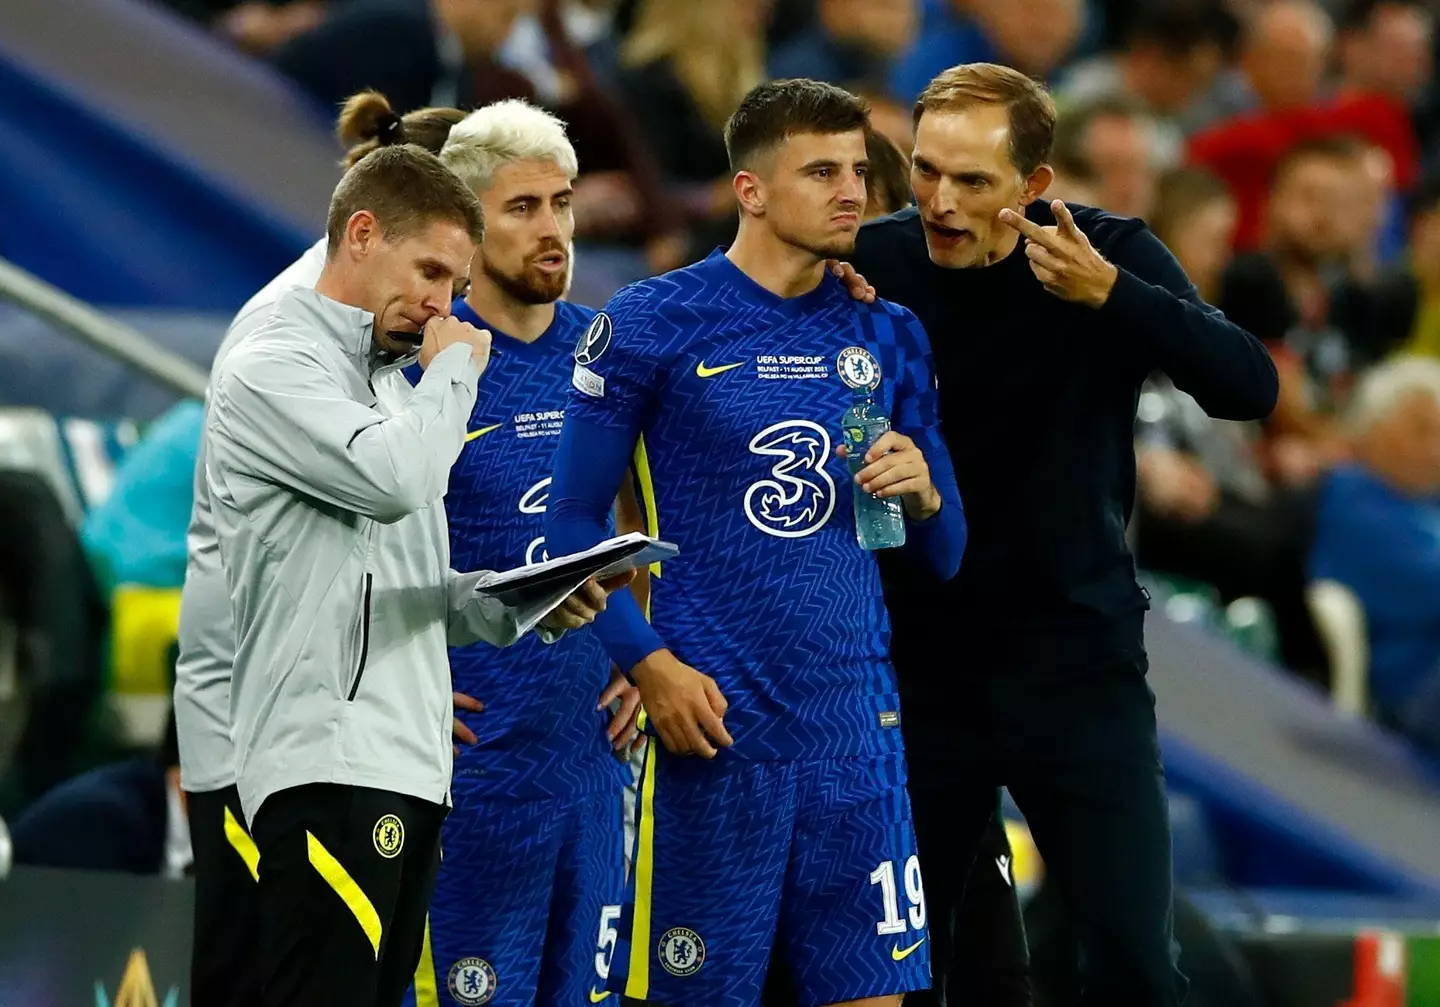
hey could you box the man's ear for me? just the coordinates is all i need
[1019,164,1055,207]
[345,209,381,257]
[734,170,764,218]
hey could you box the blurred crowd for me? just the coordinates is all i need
[78,0,1440,755]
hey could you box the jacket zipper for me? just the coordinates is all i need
[346,573,373,702]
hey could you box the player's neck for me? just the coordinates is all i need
[726,224,827,299]
[464,281,556,344]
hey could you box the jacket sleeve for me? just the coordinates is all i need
[444,569,525,648]
[209,341,479,524]
[1099,225,1279,421]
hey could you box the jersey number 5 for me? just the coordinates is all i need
[870,856,926,935]
[595,904,621,979]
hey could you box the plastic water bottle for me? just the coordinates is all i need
[843,392,906,550]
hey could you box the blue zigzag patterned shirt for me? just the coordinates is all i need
[547,250,965,761]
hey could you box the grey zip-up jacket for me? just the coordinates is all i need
[205,285,524,822]
[175,238,328,794]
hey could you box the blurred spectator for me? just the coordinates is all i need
[1336,0,1433,106]
[10,714,186,876]
[854,84,917,152]
[490,0,682,247]
[863,127,914,218]
[1051,95,1162,217]
[616,0,770,265]
[1151,167,1238,301]
[1396,176,1440,358]
[1062,0,1236,164]
[270,0,532,115]
[1335,0,1440,161]
[769,0,918,87]
[1133,167,1325,673]
[616,0,768,199]
[1308,357,1440,751]
[889,0,1084,104]
[1188,95,1421,252]
[217,0,327,55]
[0,469,107,818]
[1218,136,1385,485]
[81,400,203,599]
[1185,0,1333,131]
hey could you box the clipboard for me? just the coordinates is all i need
[470,533,678,633]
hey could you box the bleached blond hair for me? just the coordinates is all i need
[1347,356,1440,434]
[440,99,579,195]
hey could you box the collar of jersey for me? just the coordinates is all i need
[704,247,841,314]
[451,294,567,360]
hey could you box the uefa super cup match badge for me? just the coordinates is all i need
[574,313,613,365]
[657,927,705,977]
[836,346,881,392]
[448,957,498,1006]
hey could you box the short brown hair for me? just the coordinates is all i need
[864,128,912,216]
[324,144,485,254]
[335,90,467,168]
[1272,133,1368,187]
[724,79,870,171]
[914,63,1057,176]
[1051,94,1151,181]
[1150,167,1233,245]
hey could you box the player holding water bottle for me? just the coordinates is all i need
[546,79,966,1007]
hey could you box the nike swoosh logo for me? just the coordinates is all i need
[588,989,612,1002]
[696,360,744,378]
[891,938,926,961]
[465,422,502,442]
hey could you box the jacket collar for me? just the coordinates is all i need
[280,286,419,374]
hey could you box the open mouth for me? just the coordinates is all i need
[924,220,971,243]
[533,251,567,273]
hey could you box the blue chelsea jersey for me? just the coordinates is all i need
[561,251,955,760]
[414,296,623,798]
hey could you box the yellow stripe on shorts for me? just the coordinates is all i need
[306,831,382,959]
[625,743,659,999]
[223,804,260,882]
[413,915,440,1007]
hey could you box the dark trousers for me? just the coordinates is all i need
[250,783,446,1007]
[908,795,1032,1007]
[187,786,262,1007]
[902,659,1186,1007]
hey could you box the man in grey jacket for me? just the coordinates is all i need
[204,143,622,1007]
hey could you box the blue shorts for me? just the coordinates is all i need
[406,788,626,1007]
[607,748,931,1007]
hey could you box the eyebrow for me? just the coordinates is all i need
[505,188,575,206]
[914,155,995,182]
[798,158,869,172]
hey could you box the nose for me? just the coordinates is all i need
[534,202,562,240]
[928,175,964,219]
[422,280,452,316]
[840,170,867,208]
